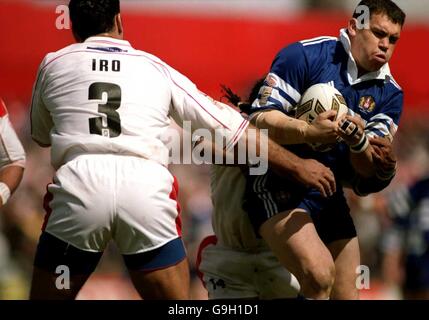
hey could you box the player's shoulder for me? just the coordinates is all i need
[385,75,403,92]
[133,48,165,66]
[276,35,338,64]
[39,43,83,69]
[133,49,186,81]
[300,35,339,58]
[299,35,339,47]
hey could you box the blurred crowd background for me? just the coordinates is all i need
[0,0,428,299]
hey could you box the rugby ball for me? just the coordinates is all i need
[295,83,349,151]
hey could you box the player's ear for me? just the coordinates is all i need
[116,14,124,38]
[348,18,358,37]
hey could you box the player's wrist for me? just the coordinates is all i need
[0,182,11,206]
[349,134,369,153]
[300,122,311,143]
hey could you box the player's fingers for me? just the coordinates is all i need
[369,136,388,147]
[338,119,358,137]
[328,172,336,194]
[315,181,328,198]
[372,152,383,164]
[321,168,335,195]
[325,169,336,195]
[372,145,383,156]
[319,176,334,197]
[346,113,362,121]
[319,109,337,120]
[372,152,382,164]
[345,114,365,129]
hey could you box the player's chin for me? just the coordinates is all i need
[369,58,386,71]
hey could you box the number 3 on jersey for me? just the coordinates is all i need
[88,82,122,138]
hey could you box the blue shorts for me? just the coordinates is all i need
[33,232,186,275]
[244,170,356,244]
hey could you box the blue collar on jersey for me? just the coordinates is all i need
[339,28,393,86]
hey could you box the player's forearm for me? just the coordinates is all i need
[195,125,302,177]
[0,164,24,206]
[240,123,305,178]
[350,146,375,178]
[251,110,308,145]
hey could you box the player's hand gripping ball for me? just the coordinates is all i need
[296,83,349,151]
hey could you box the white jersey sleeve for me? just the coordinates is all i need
[0,99,26,167]
[165,65,249,151]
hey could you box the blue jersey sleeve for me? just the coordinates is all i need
[365,89,403,139]
[250,42,309,115]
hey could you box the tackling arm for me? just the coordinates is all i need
[251,109,338,146]
[238,123,336,198]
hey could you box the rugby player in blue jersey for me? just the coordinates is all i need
[240,0,405,299]
[198,81,397,300]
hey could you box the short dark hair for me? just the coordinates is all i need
[69,0,120,41]
[353,0,406,27]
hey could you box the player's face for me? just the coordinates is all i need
[349,13,402,73]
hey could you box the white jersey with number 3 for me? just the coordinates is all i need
[31,36,248,169]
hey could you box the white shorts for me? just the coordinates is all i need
[43,154,182,254]
[197,235,300,299]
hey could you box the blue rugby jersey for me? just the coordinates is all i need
[250,29,404,180]
[252,29,403,139]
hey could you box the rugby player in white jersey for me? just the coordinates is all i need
[29,0,337,300]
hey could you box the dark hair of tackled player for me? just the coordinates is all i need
[353,0,406,27]
[69,0,120,42]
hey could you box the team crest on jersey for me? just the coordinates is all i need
[358,96,376,113]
